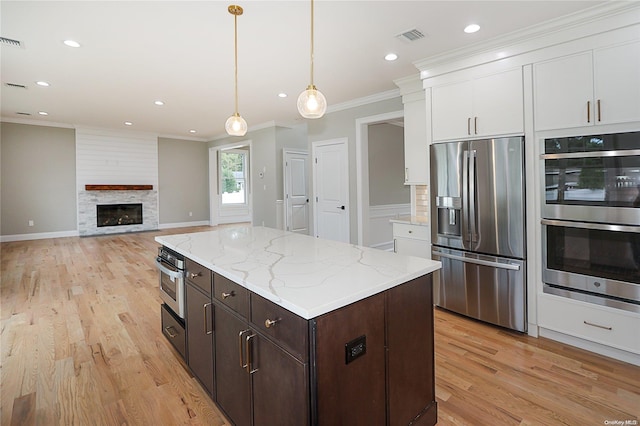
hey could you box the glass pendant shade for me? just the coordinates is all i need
[297,85,327,119]
[225,113,247,136]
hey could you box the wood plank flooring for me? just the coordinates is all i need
[2,226,639,425]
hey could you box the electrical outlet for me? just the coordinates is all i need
[28,220,34,227]
[189,211,193,217]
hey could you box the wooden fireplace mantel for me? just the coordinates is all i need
[85,185,153,191]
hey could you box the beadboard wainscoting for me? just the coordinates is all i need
[76,129,159,236]
[369,203,411,250]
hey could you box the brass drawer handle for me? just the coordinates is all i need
[222,291,234,299]
[264,318,280,328]
[164,326,177,338]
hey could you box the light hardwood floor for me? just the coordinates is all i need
[1,227,639,425]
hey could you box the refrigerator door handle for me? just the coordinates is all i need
[468,149,478,244]
[432,250,521,271]
[462,150,470,245]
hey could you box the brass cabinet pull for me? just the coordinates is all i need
[474,117,478,134]
[587,101,591,123]
[597,99,601,122]
[467,117,471,135]
[221,291,234,299]
[583,320,612,331]
[190,272,201,279]
[245,333,258,374]
[238,329,250,368]
[164,326,177,338]
[203,303,212,335]
[264,318,280,328]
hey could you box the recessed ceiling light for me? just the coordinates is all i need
[385,53,398,61]
[464,24,480,34]
[63,40,81,48]
[154,100,164,106]
[36,81,50,87]
[124,121,133,126]
[189,129,197,133]
[38,111,48,116]
[278,93,287,98]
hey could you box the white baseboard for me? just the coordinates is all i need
[1,230,80,242]
[158,220,210,229]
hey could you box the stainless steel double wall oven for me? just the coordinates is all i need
[541,131,640,313]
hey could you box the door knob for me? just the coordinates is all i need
[336,205,345,210]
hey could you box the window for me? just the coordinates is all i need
[220,149,249,205]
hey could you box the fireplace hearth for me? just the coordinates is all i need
[97,203,143,227]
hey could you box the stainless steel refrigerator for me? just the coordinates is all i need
[430,136,527,332]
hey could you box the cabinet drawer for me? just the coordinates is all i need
[161,304,186,360]
[185,258,212,295]
[214,273,249,318]
[392,223,429,241]
[251,293,308,362]
[538,295,640,354]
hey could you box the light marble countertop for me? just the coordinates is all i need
[155,225,440,319]
[389,215,430,226]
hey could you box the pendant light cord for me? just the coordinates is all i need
[234,11,239,115]
[310,0,314,87]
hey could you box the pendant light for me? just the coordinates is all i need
[297,0,327,119]
[225,4,248,136]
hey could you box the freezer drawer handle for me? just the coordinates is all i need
[432,250,521,271]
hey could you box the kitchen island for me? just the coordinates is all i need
[156,225,441,426]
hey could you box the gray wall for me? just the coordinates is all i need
[158,137,209,224]
[1,123,77,235]
[0,122,211,237]
[368,123,409,206]
[307,97,404,243]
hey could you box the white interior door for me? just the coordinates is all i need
[283,149,309,234]
[313,139,349,243]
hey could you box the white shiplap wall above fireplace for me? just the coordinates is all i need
[76,128,159,236]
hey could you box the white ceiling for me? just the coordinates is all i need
[1,1,606,140]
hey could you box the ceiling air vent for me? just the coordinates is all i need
[4,82,28,89]
[16,112,32,116]
[1,37,24,48]
[396,28,425,43]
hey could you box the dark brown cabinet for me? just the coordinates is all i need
[172,267,436,426]
[185,260,214,397]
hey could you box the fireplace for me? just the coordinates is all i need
[97,203,143,227]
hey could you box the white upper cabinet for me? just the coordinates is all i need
[403,91,429,185]
[533,41,640,131]
[431,68,524,142]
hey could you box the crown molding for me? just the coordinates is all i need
[326,88,401,114]
[415,2,640,79]
[1,116,75,129]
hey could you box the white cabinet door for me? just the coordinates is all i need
[594,40,640,125]
[432,80,473,141]
[394,237,430,258]
[472,68,524,137]
[534,42,640,131]
[431,68,524,142]
[533,51,594,131]
[403,95,428,185]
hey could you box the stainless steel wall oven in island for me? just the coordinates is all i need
[541,131,640,314]
[430,136,527,332]
[156,246,186,319]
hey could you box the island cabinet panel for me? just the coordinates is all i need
[185,258,212,295]
[185,282,214,397]
[387,275,437,425]
[213,304,252,426]
[313,293,387,425]
[214,273,249,318]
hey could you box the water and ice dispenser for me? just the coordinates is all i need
[436,196,461,237]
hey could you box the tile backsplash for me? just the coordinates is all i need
[415,185,428,217]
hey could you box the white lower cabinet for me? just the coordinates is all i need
[393,222,430,258]
[538,294,640,355]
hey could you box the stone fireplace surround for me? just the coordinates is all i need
[78,185,158,236]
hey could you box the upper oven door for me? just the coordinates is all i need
[541,131,640,225]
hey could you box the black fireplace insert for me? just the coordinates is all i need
[97,203,143,227]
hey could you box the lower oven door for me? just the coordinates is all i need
[542,219,640,312]
[432,246,527,332]
[156,258,185,318]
